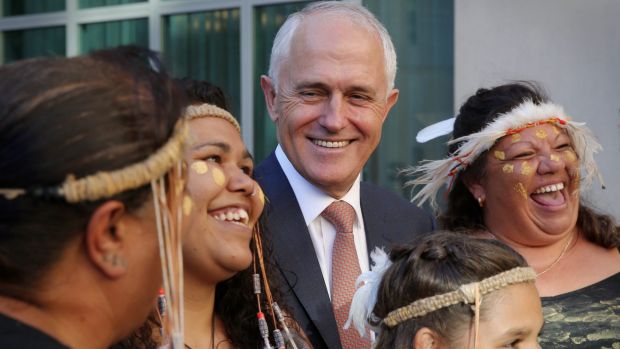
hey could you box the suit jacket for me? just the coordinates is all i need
[254,152,434,349]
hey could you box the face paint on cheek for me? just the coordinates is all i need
[564,150,577,163]
[514,182,528,200]
[511,133,521,143]
[182,195,193,216]
[502,164,514,173]
[212,168,225,186]
[190,160,209,175]
[550,154,560,162]
[494,151,506,160]
[520,161,533,176]
[536,129,548,139]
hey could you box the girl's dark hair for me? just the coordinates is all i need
[372,231,528,348]
[440,81,619,248]
[0,46,186,300]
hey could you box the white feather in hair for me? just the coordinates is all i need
[405,100,604,210]
[345,247,392,338]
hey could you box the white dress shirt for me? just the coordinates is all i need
[275,145,370,299]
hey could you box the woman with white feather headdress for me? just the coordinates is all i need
[405,82,620,349]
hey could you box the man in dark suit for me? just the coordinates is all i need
[255,2,434,349]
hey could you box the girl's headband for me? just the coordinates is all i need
[346,248,536,349]
[406,100,604,209]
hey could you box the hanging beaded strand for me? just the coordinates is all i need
[252,224,299,349]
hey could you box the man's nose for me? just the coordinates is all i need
[319,96,347,132]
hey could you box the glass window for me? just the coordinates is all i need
[1,0,65,17]
[79,0,145,9]
[364,0,454,201]
[80,18,148,54]
[1,26,65,63]
[163,8,241,118]
[252,1,311,163]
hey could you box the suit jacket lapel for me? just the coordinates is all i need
[257,153,341,348]
[361,183,392,258]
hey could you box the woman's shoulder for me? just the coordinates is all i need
[539,272,620,349]
[542,271,620,303]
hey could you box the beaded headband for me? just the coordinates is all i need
[406,100,604,209]
[184,103,240,133]
[0,120,187,202]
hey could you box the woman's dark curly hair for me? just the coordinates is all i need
[371,231,529,348]
[440,81,619,249]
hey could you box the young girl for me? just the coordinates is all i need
[347,231,543,349]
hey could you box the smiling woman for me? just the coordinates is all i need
[407,82,620,349]
[120,80,309,349]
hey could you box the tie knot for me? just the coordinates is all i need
[321,200,356,234]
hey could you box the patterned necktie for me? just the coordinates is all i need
[321,200,371,349]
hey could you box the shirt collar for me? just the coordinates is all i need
[275,145,362,226]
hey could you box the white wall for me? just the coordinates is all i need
[455,0,620,219]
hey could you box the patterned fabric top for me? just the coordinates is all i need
[539,272,620,348]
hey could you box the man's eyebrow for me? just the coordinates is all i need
[294,81,330,91]
[295,81,376,96]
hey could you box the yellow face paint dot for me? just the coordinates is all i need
[511,134,521,143]
[564,150,577,163]
[494,151,505,160]
[190,161,208,175]
[514,182,528,200]
[502,164,514,173]
[535,129,548,139]
[182,195,193,216]
[550,154,560,162]
[552,126,561,134]
[521,161,533,176]
[212,168,225,186]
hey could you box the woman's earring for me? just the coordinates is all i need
[477,196,484,207]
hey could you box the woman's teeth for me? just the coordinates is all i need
[213,208,249,226]
[534,182,565,194]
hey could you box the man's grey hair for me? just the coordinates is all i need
[267,1,397,93]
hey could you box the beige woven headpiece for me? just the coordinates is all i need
[383,266,537,327]
[184,103,240,133]
[0,120,187,203]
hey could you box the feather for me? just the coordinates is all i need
[415,117,455,143]
[345,247,392,337]
[404,100,604,208]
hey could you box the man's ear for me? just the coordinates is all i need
[260,75,279,122]
[85,200,128,279]
[413,327,441,349]
[381,88,399,122]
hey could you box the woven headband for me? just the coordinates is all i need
[184,103,240,133]
[382,266,536,327]
[0,120,187,203]
[406,100,604,209]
